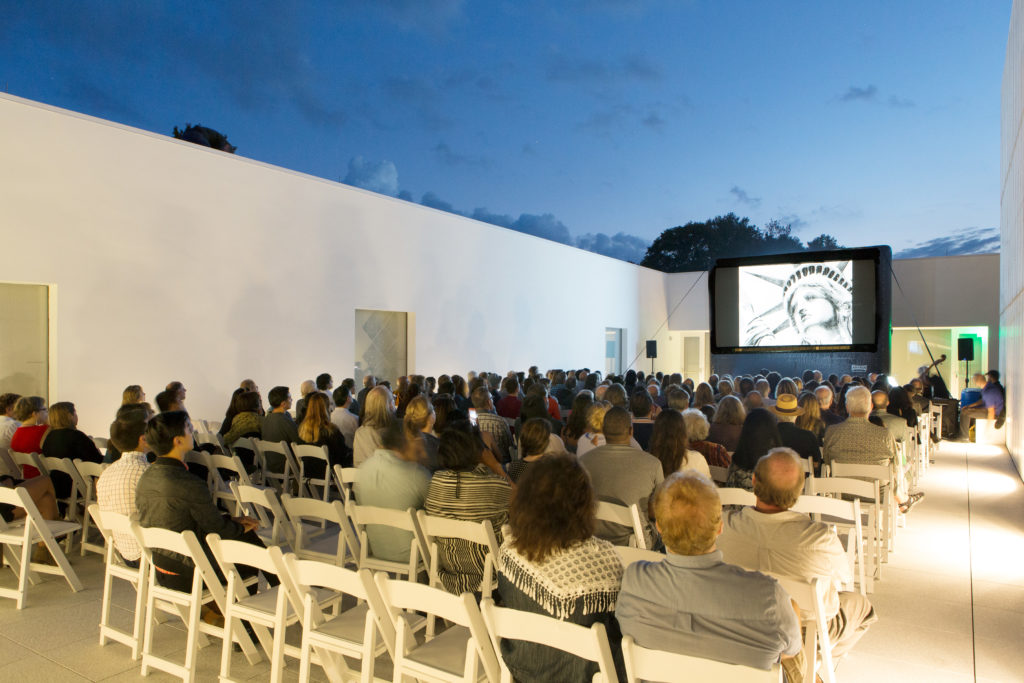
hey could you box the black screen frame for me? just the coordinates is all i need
[709,246,885,354]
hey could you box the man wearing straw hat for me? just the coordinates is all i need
[769,394,821,473]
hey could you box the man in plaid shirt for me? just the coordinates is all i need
[96,404,152,566]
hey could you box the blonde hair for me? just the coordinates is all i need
[713,395,746,425]
[654,471,721,555]
[585,402,610,434]
[48,402,77,430]
[122,385,144,405]
[795,393,823,432]
[298,392,334,443]
[362,386,395,430]
[403,395,434,436]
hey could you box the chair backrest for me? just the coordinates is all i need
[374,572,500,683]
[791,495,861,522]
[130,523,230,613]
[193,431,226,454]
[332,464,359,502]
[613,545,665,566]
[594,501,647,549]
[416,511,499,594]
[281,494,353,565]
[346,500,428,571]
[480,597,618,683]
[708,465,729,484]
[621,635,781,683]
[38,455,89,512]
[804,476,879,501]
[206,532,280,590]
[92,436,109,452]
[717,488,756,507]
[829,461,890,484]
[292,443,334,501]
[231,482,293,546]
[9,450,42,477]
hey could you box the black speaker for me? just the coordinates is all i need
[646,340,657,359]
[957,337,974,362]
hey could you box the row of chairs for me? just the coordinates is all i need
[89,504,784,683]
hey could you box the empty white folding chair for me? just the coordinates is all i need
[791,495,866,595]
[595,500,648,549]
[0,486,84,608]
[374,572,501,683]
[283,495,355,567]
[417,511,500,597]
[717,487,757,507]
[613,545,665,566]
[231,482,295,549]
[771,574,835,683]
[332,464,359,502]
[130,524,262,681]
[346,500,427,579]
[88,505,147,659]
[292,443,336,502]
[254,439,303,496]
[74,459,107,556]
[804,476,882,589]
[280,555,392,683]
[708,465,729,485]
[480,597,619,683]
[829,461,895,560]
[205,452,253,514]
[621,635,782,682]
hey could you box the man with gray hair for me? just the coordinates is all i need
[815,385,843,426]
[718,448,877,664]
[824,386,923,513]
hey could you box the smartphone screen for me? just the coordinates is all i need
[468,408,478,426]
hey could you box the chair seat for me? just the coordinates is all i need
[407,624,474,676]
[0,518,80,543]
[311,602,371,644]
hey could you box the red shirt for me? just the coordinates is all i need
[547,396,562,421]
[9,424,47,477]
[496,395,522,419]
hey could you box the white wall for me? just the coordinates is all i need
[0,94,666,435]
[1002,0,1024,478]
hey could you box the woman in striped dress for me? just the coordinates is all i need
[424,422,512,594]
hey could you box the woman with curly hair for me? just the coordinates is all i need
[497,454,624,683]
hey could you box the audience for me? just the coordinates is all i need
[10,397,49,473]
[354,418,430,563]
[718,448,877,669]
[870,390,908,443]
[795,392,826,443]
[497,454,624,682]
[328,385,358,450]
[560,391,594,454]
[507,418,551,484]
[425,423,512,594]
[616,471,803,675]
[707,395,745,452]
[353,386,394,467]
[727,408,782,490]
[294,379,316,425]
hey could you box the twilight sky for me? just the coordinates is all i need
[0,1,1010,263]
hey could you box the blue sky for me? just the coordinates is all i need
[0,1,1010,262]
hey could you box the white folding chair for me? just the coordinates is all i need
[205,452,254,514]
[194,430,227,454]
[346,500,427,580]
[282,495,356,567]
[417,511,500,597]
[332,464,359,502]
[292,443,336,502]
[621,635,782,682]
[88,505,147,659]
[374,573,500,683]
[231,482,294,549]
[8,449,43,479]
[708,465,729,484]
[35,455,90,535]
[717,487,756,507]
[0,486,84,608]
[613,545,665,566]
[75,459,107,556]
[228,436,260,477]
[254,439,304,496]
[280,555,392,683]
[804,476,882,589]
[130,524,262,681]
[829,462,895,560]
[771,574,835,683]
[91,435,109,452]
[791,495,866,595]
[480,597,619,683]
[595,500,648,549]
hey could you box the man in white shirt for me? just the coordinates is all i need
[96,404,152,566]
[0,393,22,469]
[718,447,876,661]
[331,385,359,447]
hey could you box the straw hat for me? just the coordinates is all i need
[769,393,804,417]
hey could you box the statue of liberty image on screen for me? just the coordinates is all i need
[739,261,854,346]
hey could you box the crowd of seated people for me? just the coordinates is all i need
[0,362,954,681]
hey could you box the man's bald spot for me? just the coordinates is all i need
[760,450,802,489]
[871,390,888,409]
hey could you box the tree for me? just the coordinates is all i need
[172,124,237,153]
[640,214,843,272]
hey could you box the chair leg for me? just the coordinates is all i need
[220,582,235,682]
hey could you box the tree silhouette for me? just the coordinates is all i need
[172,124,237,153]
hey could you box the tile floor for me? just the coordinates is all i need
[0,439,1020,682]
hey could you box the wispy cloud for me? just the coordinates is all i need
[546,53,663,84]
[840,85,878,102]
[343,156,399,196]
[433,142,490,168]
[895,227,999,259]
[730,186,761,208]
[887,95,915,108]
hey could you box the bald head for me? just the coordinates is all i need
[871,390,889,410]
[602,406,633,444]
[752,448,805,510]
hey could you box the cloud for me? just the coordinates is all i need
[887,95,915,108]
[434,143,490,168]
[730,186,761,208]
[546,53,662,84]
[420,192,458,213]
[839,85,878,102]
[575,232,651,263]
[894,227,999,259]
[343,156,399,196]
[775,213,809,231]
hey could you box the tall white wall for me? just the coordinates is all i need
[1002,0,1024,478]
[0,94,667,435]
